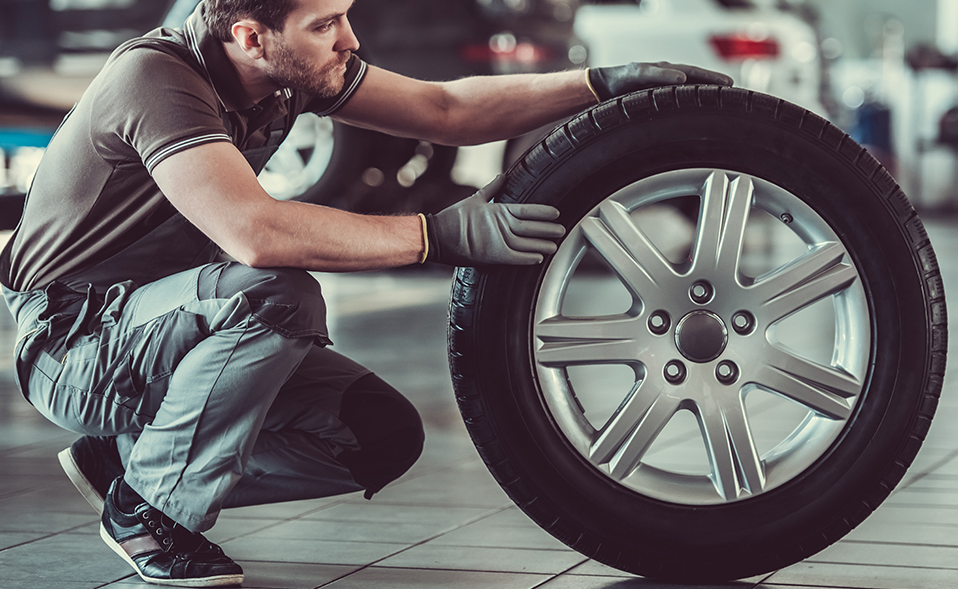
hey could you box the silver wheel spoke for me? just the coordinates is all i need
[582,201,678,302]
[750,242,857,322]
[755,347,860,419]
[536,315,643,366]
[692,172,753,275]
[269,148,307,176]
[699,398,766,500]
[590,384,681,480]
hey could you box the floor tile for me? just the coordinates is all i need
[368,465,512,508]
[204,516,289,545]
[807,539,958,569]
[0,531,50,551]
[564,560,637,578]
[564,560,769,586]
[301,501,497,528]
[427,512,570,551]
[222,535,407,567]
[534,576,652,589]
[321,566,550,588]
[99,566,361,589]
[844,518,958,546]
[239,561,361,589]
[0,531,133,583]
[376,543,588,575]
[252,518,455,544]
[537,575,754,589]
[217,495,352,521]
[763,561,958,589]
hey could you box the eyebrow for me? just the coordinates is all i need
[303,0,356,29]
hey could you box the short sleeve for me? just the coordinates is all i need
[90,47,233,174]
[304,54,369,117]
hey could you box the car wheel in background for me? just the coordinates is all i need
[258,115,375,204]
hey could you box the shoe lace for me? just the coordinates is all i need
[138,508,177,552]
[137,508,225,557]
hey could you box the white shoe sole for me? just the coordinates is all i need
[57,447,106,515]
[100,523,245,587]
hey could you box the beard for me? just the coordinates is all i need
[265,40,349,98]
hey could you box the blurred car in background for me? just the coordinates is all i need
[575,0,828,115]
[0,0,582,229]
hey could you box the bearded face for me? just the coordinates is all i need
[265,38,349,98]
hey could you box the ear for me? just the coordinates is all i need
[231,19,268,59]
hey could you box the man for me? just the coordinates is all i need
[0,0,732,586]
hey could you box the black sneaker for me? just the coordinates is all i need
[58,436,125,514]
[100,478,244,587]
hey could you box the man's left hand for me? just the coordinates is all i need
[588,62,734,102]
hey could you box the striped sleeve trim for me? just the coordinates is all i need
[312,60,368,117]
[144,133,232,173]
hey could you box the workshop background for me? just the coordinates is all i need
[1,1,958,588]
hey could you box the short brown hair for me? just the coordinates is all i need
[202,0,300,43]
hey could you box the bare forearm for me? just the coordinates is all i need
[336,67,597,146]
[433,69,596,145]
[236,200,423,271]
[154,143,425,272]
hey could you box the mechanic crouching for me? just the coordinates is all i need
[0,0,731,586]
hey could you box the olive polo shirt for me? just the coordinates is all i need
[1,6,367,293]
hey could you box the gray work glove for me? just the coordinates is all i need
[424,175,565,266]
[588,62,734,102]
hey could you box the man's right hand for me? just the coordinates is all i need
[424,175,566,266]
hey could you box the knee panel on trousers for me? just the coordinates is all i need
[337,374,425,499]
[197,263,331,344]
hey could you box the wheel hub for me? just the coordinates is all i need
[674,310,728,363]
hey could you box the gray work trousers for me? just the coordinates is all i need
[5,263,400,533]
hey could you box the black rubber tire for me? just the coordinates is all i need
[447,85,947,582]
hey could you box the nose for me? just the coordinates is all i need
[335,15,360,53]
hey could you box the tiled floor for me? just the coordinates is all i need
[0,219,956,589]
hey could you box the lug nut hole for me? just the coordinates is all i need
[716,360,740,385]
[732,311,755,335]
[689,280,714,304]
[664,360,687,385]
[648,311,671,335]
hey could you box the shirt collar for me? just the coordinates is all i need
[183,2,291,113]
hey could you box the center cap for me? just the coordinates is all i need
[674,310,728,363]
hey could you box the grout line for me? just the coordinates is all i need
[527,558,591,589]
[753,571,779,587]
[803,558,958,572]
[839,538,958,550]
[314,504,515,587]
[897,448,958,491]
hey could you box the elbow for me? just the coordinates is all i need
[230,233,286,269]
[219,219,282,269]
[224,242,269,269]
[421,85,473,147]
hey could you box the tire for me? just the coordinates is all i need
[447,85,947,582]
